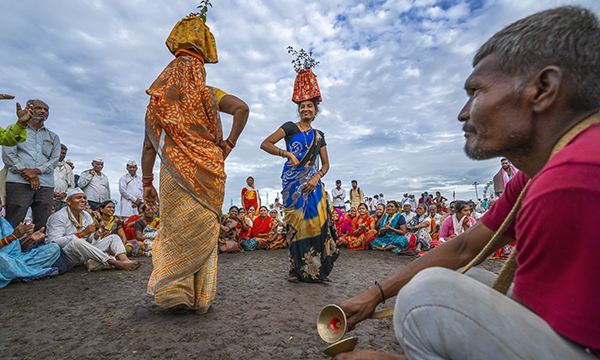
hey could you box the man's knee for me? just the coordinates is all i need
[397,267,456,301]
[70,237,92,250]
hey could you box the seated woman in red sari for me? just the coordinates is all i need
[237,207,253,241]
[333,208,351,247]
[339,203,376,250]
[241,206,272,251]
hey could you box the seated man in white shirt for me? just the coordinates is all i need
[46,188,141,271]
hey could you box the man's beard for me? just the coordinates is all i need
[31,116,46,124]
[463,125,532,160]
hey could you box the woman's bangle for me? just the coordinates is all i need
[375,280,385,304]
[225,138,235,148]
[76,232,82,238]
[142,174,154,187]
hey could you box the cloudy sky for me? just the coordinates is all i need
[1,0,598,214]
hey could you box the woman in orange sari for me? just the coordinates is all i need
[142,15,249,314]
[340,203,376,250]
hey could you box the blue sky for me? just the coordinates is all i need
[1,0,598,213]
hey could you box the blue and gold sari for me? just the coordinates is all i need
[280,122,338,282]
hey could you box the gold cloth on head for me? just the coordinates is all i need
[166,16,218,64]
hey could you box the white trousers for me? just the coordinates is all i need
[63,234,125,268]
[394,267,595,360]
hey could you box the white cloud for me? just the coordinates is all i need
[1,0,598,213]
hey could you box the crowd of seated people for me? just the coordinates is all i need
[333,192,494,256]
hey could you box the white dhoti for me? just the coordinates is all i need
[63,234,125,268]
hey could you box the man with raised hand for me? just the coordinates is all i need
[2,99,60,232]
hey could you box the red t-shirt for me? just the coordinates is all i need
[480,123,600,350]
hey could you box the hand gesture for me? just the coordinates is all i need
[28,227,47,244]
[286,152,300,167]
[143,185,160,211]
[303,176,319,193]
[12,222,35,239]
[16,102,33,127]
[80,224,96,237]
[0,94,15,100]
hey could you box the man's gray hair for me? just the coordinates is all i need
[60,143,68,151]
[474,6,600,111]
[26,99,48,109]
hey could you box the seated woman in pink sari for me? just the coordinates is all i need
[438,201,476,243]
[332,208,351,246]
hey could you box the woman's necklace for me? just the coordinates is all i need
[297,122,313,149]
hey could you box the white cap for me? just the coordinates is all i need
[127,159,137,166]
[66,187,85,199]
[92,157,103,163]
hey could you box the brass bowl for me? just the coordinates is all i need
[323,337,358,357]
[317,304,347,343]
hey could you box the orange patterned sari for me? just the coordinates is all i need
[146,50,224,314]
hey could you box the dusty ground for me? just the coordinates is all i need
[0,249,505,360]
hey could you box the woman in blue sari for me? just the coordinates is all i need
[0,218,60,288]
[370,201,408,251]
[261,96,339,283]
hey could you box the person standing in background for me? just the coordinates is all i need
[119,160,143,220]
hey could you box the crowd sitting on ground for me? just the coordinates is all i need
[218,180,499,258]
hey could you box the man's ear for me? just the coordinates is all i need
[530,66,562,113]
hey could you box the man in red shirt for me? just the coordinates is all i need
[337,6,600,360]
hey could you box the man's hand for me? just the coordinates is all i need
[334,350,408,360]
[338,288,381,332]
[16,102,33,128]
[80,224,96,238]
[19,168,41,181]
[132,198,142,208]
[143,185,159,210]
[12,222,35,239]
[28,227,47,244]
[29,177,41,190]
[0,94,15,100]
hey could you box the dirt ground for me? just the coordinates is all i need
[0,249,505,360]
